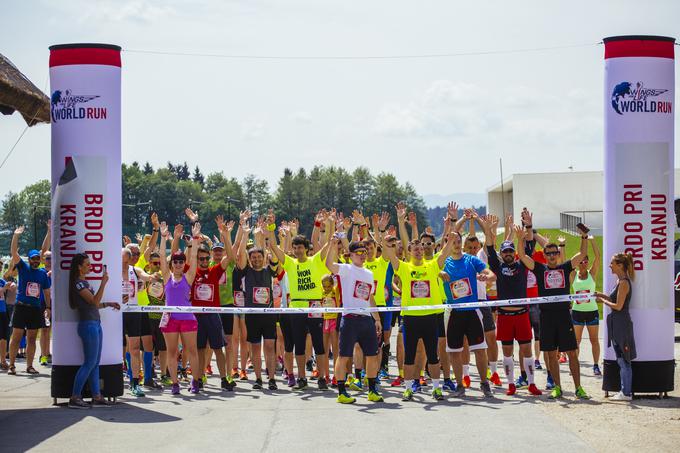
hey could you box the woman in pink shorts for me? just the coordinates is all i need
[321,274,340,386]
[159,221,201,395]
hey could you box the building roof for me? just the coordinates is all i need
[487,170,604,193]
[0,53,50,126]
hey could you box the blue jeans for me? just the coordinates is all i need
[613,342,632,396]
[72,320,103,397]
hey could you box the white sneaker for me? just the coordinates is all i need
[610,391,632,401]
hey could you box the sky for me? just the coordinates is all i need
[1,0,679,202]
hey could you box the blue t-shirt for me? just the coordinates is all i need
[16,259,51,307]
[0,279,6,312]
[442,254,486,310]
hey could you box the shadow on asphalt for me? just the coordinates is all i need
[0,403,181,451]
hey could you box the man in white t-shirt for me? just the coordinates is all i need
[326,238,383,404]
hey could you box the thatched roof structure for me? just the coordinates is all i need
[0,53,50,126]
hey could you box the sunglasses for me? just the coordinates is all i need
[422,242,434,247]
[352,250,367,255]
[545,251,560,256]
[198,257,210,262]
[131,252,140,257]
[172,259,185,265]
[151,262,161,266]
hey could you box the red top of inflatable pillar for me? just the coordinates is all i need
[603,35,675,60]
[49,43,122,67]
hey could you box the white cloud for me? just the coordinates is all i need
[241,122,265,140]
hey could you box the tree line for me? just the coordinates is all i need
[0,162,440,254]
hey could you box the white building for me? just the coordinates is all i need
[486,170,680,233]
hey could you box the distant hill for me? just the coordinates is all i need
[423,193,486,209]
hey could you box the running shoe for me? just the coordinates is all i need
[462,375,471,388]
[610,391,632,401]
[368,390,384,402]
[311,369,320,380]
[349,378,363,391]
[206,364,213,376]
[451,387,466,398]
[144,379,162,390]
[419,376,427,387]
[432,388,444,401]
[480,381,493,398]
[490,372,502,387]
[276,357,284,372]
[190,379,200,394]
[47,354,52,364]
[390,376,403,387]
[559,354,567,364]
[593,364,602,376]
[247,359,254,371]
[534,359,543,370]
[548,385,562,399]
[231,368,239,378]
[442,378,457,392]
[528,384,543,396]
[201,374,208,385]
[91,397,114,407]
[337,393,356,404]
[411,379,421,393]
[180,368,189,382]
[306,359,314,372]
[39,355,48,366]
[171,383,180,395]
[268,379,278,391]
[317,377,329,390]
[515,376,529,389]
[546,374,555,390]
[331,376,338,388]
[293,377,308,390]
[239,370,248,381]
[253,378,263,390]
[401,388,414,401]
[506,383,516,396]
[131,385,146,397]
[378,369,390,380]
[221,378,231,391]
[575,386,590,400]
[286,374,296,387]
[68,397,91,409]
[198,379,204,390]
[161,375,173,386]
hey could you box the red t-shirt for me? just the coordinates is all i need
[187,264,225,307]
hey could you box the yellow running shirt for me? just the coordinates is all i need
[396,259,443,316]
[282,252,328,308]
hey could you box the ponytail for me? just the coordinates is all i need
[613,252,635,281]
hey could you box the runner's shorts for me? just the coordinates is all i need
[446,309,487,352]
[339,315,379,357]
[323,317,338,333]
[539,309,577,352]
[496,309,533,345]
[0,312,9,340]
[479,306,496,332]
[196,313,225,349]
[403,314,439,365]
[378,310,392,332]
[572,310,599,326]
[220,310,234,336]
[289,312,325,356]
[436,312,446,338]
[10,304,43,330]
[149,317,167,351]
[245,313,277,343]
[123,312,151,337]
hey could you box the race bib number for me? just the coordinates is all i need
[308,300,323,318]
[234,291,245,307]
[195,283,214,301]
[122,280,136,297]
[26,282,41,298]
[159,312,170,328]
[273,282,282,299]
[575,289,591,304]
[526,271,537,288]
[384,286,390,302]
[253,287,271,305]
[219,273,227,285]
[353,281,372,301]
[322,296,336,309]
[148,281,164,299]
[410,280,430,299]
[372,280,378,295]
[544,270,566,289]
[450,278,472,299]
[393,296,402,307]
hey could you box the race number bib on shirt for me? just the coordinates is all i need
[122,281,136,297]
[219,273,227,285]
[253,287,271,305]
[273,282,282,299]
[526,271,537,288]
[384,286,390,302]
[322,296,336,309]
[195,283,214,301]
[308,300,323,318]
[148,281,164,299]
[234,291,245,307]
[450,278,472,299]
[575,289,592,304]
[410,280,430,299]
[26,282,41,298]
[393,296,402,307]
[544,270,566,289]
[353,281,373,301]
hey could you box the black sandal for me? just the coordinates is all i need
[26,366,39,375]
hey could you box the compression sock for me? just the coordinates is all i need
[523,358,536,385]
[489,362,498,375]
[503,356,515,383]
[125,352,132,381]
[338,380,347,395]
[368,378,377,392]
[143,352,153,382]
[463,365,470,378]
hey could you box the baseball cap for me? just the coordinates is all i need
[348,241,367,253]
[27,249,41,259]
[212,242,225,250]
[500,241,515,252]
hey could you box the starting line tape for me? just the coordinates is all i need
[121,293,591,314]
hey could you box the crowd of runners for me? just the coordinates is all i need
[0,202,639,407]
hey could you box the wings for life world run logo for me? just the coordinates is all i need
[611,81,671,115]
[50,89,107,123]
